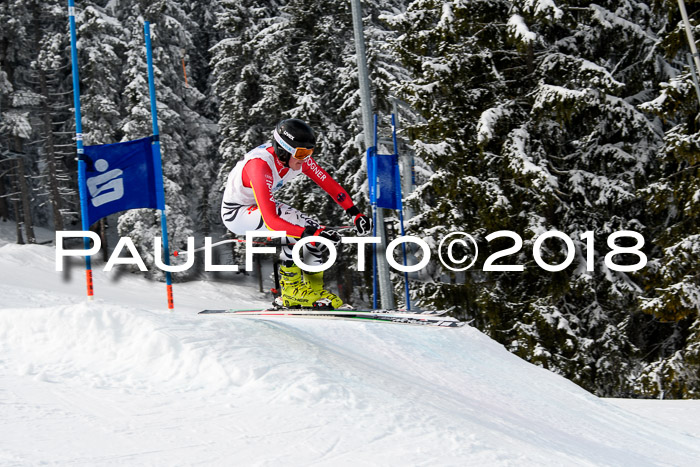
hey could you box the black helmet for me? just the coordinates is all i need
[272,118,316,165]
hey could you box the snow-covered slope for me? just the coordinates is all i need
[1,233,699,466]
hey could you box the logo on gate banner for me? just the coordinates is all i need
[82,136,162,226]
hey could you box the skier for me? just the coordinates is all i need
[221,118,372,309]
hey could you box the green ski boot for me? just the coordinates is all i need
[303,271,343,309]
[277,263,342,309]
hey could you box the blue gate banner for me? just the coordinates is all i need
[368,149,400,210]
[81,136,162,226]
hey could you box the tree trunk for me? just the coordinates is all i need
[0,25,9,222]
[0,175,9,221]
[39,67,64,231]
[13,195,24,245]
[10,155,24,244]
[14,137,35,244]
[527,42,535,75]
[15,157,35,243]
[100,218,109,262]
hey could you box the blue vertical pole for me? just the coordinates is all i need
[68,0,94,299]
[370,114,379,309]
[391,114,410,310]
[366,145,378,309]
[144,21,174,310]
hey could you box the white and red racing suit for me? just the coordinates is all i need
[221,143,356,265]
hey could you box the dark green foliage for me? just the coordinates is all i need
[385,0,698,397]
[635,0,700,398]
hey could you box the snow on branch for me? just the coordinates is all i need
[508,15,537,44]
[477,104,512,144]
[590,3,657,43]
[504,127,557,191]
[523,0,564,21]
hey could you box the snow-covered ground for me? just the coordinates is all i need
[1,223,699,466]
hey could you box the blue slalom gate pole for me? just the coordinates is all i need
[68,0,94,299]
[370,115,380,309]
[145,21,174,310]
[391,114,410,310]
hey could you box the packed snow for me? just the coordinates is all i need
[1,224,700,466]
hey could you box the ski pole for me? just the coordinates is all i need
[173,237,280,258]
[175,225,356,258]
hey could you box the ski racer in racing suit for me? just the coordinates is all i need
[221,118,372,308]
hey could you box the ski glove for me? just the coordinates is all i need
[346,206,372,236]
[301,225,342,250]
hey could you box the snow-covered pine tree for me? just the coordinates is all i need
[635,0,700,398]
[0,0,12,221]
[185,0,223,109]
[172,1,220,245]
[1,0,33,243]
[75,1,126,146]
[28,0,75,232]
[265,0,350,221]
[211,0,286,175]
[0,0,34,163]
[387,0,665,396]
[0,23,11,222]
[385,0,535,340]
[385,0,520,320]
[69,1,133,250]
[116,0,215,278]
[209,0,283,269]
[0,0,66,242]
[504,0,669,396]
[211,0,409,303]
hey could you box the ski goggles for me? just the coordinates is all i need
[273,128,314,161]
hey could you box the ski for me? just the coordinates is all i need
[199,307,448,316]
[198,308,464,327]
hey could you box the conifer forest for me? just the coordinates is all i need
[1,0,698,398]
